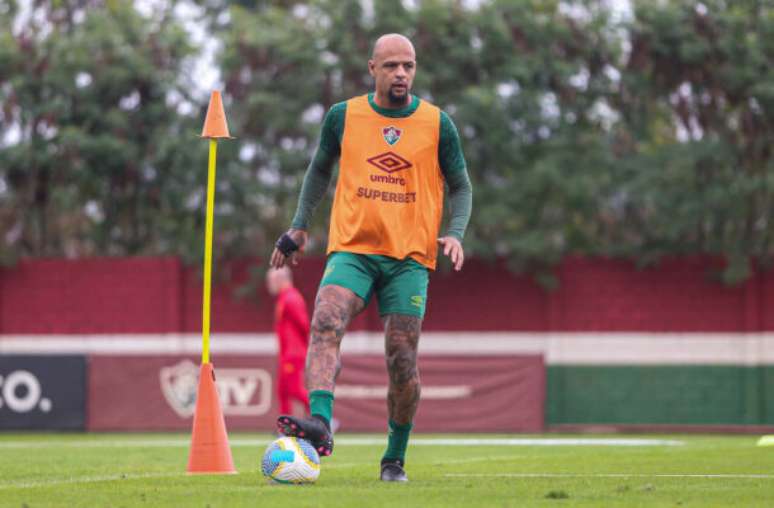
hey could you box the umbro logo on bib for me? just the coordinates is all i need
[382,126,403,146]
[366,151,412,174]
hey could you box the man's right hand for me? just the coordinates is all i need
[270,229,308,268]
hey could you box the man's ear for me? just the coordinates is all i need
[368,59,376,77]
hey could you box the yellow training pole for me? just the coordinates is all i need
[197,89,231,364]
[201,138,217,364]
[187,90,236,474]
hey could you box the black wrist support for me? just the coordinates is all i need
[275,233,299,256]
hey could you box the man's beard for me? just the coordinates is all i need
[387,87,410,106]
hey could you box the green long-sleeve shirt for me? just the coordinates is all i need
[290,93,472,241]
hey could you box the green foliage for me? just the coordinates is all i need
[616,0,774,281]
[2,0,774,283]
[0,0,203,261]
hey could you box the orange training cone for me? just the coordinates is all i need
[200,90,232,139]
[187,363,236,474]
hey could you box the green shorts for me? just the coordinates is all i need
[320,251,429,318]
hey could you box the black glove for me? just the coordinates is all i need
[275,233,300,257]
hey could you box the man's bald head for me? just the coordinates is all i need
[368,33,417,108]
[371,33,415,61]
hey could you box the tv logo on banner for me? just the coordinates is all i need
[160,360,272,418]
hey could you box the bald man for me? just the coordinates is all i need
[270,33,472,482]
[266,267,310,417]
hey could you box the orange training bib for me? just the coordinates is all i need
[327,95,444,269]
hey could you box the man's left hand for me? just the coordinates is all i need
[437,236,464,271]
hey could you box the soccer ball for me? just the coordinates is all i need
[261,436,321,484]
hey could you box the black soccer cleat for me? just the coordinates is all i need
[276,415,334,457]
[380,459,408,482]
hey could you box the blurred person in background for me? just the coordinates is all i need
[266,266,310,418]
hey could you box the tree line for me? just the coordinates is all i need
[1,0,772,284]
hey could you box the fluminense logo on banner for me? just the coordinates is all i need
[160,360,272,418]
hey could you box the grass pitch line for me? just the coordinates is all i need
[0,472,185,490]
[445,473,774,480]
[367,438,685,447]
[0,437,684,449]
[325,455,536,470]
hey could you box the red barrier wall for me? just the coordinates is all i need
[88,354,543,432]
[335,355,545,432]
[0,257,183,333]
[1,255,773,333]
[89,355,277,431]
[554,257,750,332]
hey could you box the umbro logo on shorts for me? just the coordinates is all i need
[410,295,424,308]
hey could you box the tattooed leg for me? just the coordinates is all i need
[305,284,364,392]
[384,314,422,425]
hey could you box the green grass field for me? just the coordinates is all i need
[1,433,772,507]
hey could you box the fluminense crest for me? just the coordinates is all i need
[382,126,403,146]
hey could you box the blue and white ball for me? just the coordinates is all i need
[261,436,320,484]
